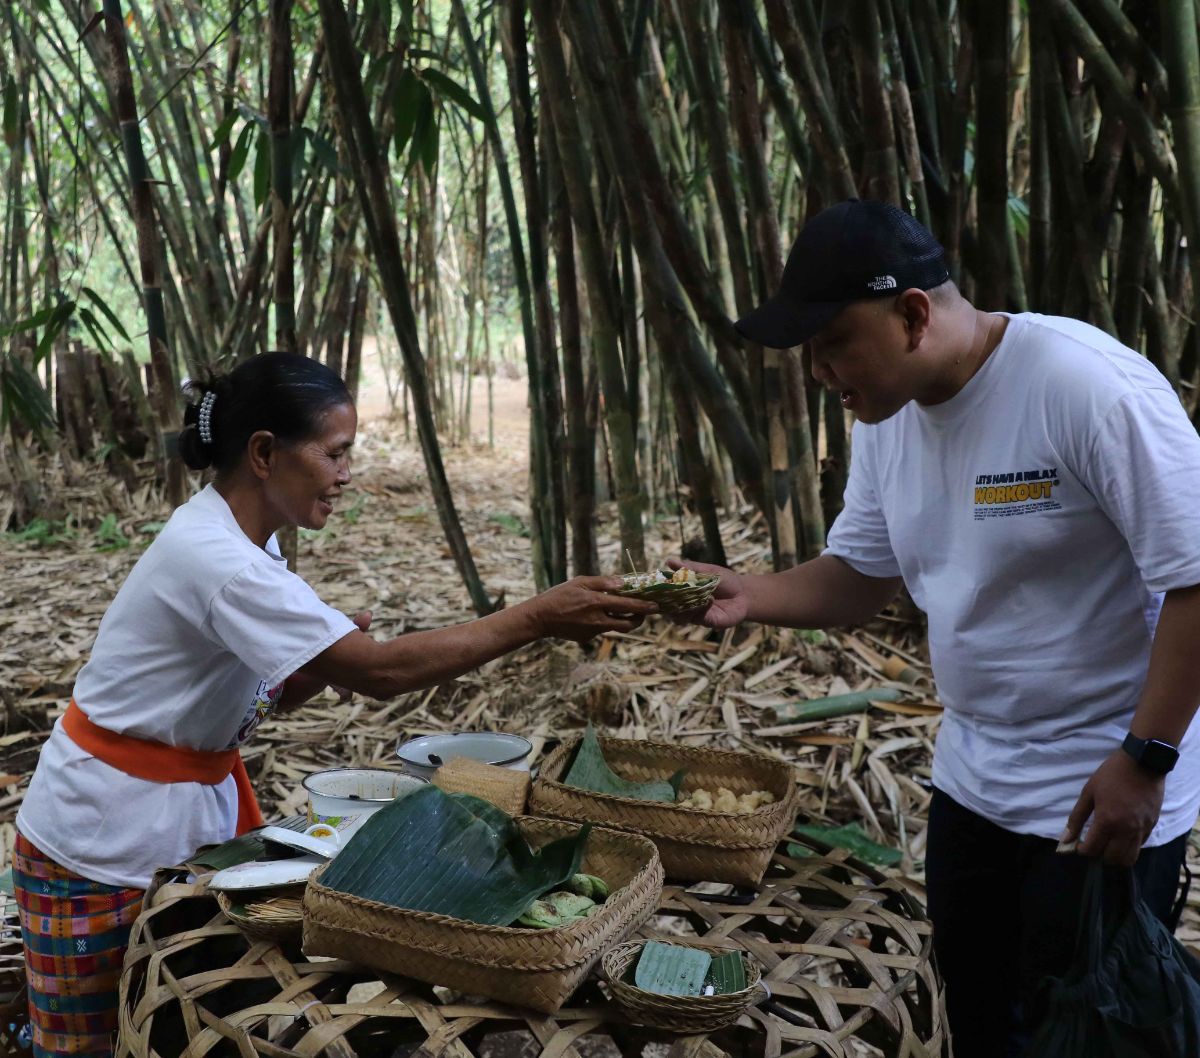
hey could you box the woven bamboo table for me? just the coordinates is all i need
[116,841,948,1058]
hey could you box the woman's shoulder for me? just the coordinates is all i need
[140,486,279,585]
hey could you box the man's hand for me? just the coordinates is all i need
[1061,747,1166,866]
[665,558,748,629]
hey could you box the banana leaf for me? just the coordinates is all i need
[791,822,903,867]
[564,724,685,802]
[317,785,590,926]
[706,951,747,994]
[634,941,712,996]
[188,814,310,871]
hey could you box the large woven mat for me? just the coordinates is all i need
[117,840,947,1058]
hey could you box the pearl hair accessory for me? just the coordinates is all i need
[198,391,217,445]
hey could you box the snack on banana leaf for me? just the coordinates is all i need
[614,565,720,615]
[516,885,607,928]
[566,873,610,900]
[677,787,776,814]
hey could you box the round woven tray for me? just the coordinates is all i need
[602,940,763,1032]
[614,571,719,614]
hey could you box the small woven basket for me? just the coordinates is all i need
[614,571,720,615]
[602,941,764,1032]
[432,757,531,816]
[215,889,304,948]
[302,817,663,1013]
[529,735,799,886]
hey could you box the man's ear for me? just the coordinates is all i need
[246,430,277,480]
[898,288,933,348]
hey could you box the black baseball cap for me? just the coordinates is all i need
[734,199,950,349]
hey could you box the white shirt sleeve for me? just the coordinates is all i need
[1082,388,1200,593]
[206,560,358,687]
[823,427,902,578]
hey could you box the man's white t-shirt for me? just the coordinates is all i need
[824,312,1200,844]
[17,485,357,888]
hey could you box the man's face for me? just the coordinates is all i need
[808,298,916,425]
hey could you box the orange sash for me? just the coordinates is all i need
[62,699,265,834]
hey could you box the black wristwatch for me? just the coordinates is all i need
[1121,732,1180,776]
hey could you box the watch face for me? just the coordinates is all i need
[1143,739,1180,774]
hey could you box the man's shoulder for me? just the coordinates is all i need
[1010,313,1170,396]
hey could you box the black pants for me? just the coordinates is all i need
[925,787,1191,1058]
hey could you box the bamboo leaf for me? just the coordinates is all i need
[305,129,340,174]
[81,287,131,342]
[0,358,56,440]
[564,724,682,801]
[420,68,488,122]
[210,109,240,151]
[77,307,112,352]
[228,120,256,182]
[33,301,75,364]
[392,69,423,159]
[0,304,58,338]
[318,785,590,925]
[405,85,435,177]
[253,126,270,209]
[634,942,711,996]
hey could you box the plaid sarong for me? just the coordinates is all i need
[12,832,144,1058]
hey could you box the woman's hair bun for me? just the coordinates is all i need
[179,376,225,471]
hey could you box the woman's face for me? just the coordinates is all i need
[266,401,358,530]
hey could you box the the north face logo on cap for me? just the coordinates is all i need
[868,275,897,291]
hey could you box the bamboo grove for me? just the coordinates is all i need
[3,1,1200,612]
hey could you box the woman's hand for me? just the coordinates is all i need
[665,558,749,629]
[529,576,658,642]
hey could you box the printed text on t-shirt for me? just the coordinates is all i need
[973,468,1062,520]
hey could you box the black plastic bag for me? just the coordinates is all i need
[1025,860,1200,1057]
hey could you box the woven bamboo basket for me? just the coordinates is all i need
[431,756,531,816]
[302,816,663,1013]
[529,735,800,886]
[216,889,304,948]
[602,940,764,1032]
[614,570,719,615]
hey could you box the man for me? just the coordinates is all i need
[680,199,1200,1056]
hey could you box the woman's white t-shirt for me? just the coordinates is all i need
[824,313,1200,845]
[17,485,357,888]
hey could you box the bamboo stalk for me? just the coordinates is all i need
[99,0,185,506]
[316,0,494,616]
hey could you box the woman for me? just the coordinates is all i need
[13,352,653,1057]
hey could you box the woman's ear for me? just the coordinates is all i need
[246,430,277,480]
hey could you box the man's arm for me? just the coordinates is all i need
[1063,582,1200,865]
[671,554,902,630]
[745,554,904,627]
